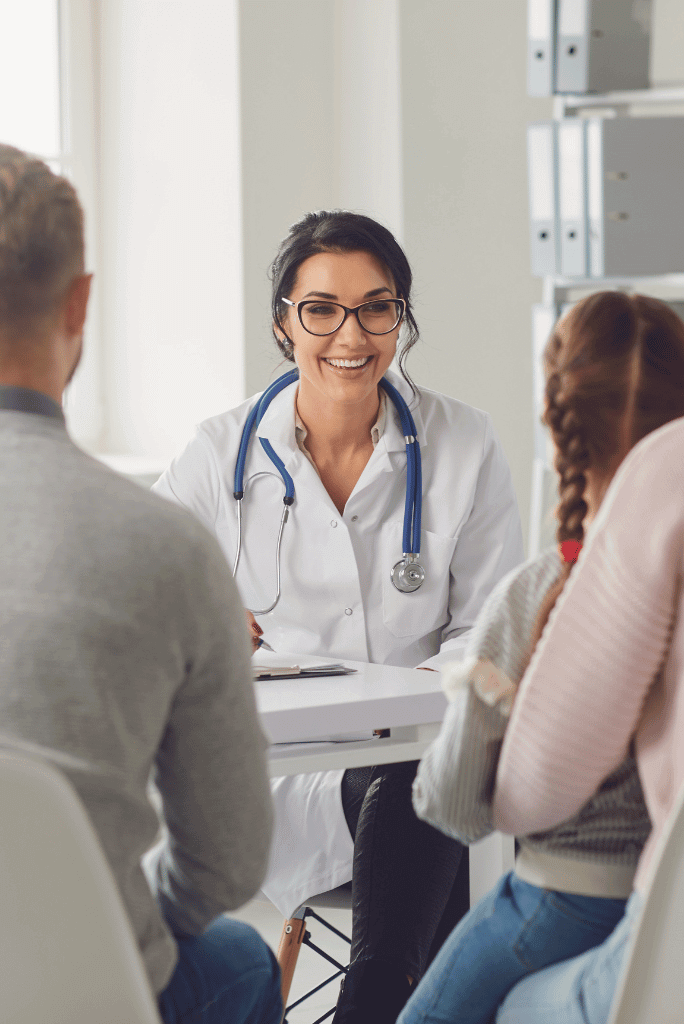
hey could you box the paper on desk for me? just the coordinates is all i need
[253,664,357,680]
[251,650,357,681]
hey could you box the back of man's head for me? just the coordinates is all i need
[0,144,84,342]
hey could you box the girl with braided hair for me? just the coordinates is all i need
[397,290,684,1024]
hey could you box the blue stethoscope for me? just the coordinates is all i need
[233,368,425,614]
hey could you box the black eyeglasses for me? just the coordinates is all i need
[282,297,405,336]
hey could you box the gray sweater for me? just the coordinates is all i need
[0,406,273,993]
[414,548,651,898]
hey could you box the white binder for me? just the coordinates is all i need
[587,116,684,278]
[556,0,652,94]
[528,122,558,277]
[557,120,587,278]
[527,0,556,97]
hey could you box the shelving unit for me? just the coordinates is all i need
[529,84,684,557]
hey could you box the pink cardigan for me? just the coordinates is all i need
[493,417,684,894]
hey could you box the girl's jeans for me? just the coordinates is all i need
[396,870,628,1024]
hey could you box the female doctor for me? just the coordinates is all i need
[153,210,524,1024]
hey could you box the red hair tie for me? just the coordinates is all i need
[559,540,582,564]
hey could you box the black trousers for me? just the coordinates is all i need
[340,760,470,984]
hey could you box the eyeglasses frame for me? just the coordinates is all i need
[281,296,406,337]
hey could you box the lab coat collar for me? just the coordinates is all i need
[247,368,426,480]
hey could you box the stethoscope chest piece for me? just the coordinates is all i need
[391,555,426,594]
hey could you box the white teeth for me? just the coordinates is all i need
[324,357,371,368]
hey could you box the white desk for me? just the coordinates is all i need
[255,655,515,903]
[256,657,446,776]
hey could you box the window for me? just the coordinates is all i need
[0,2,103,450]
[0,1,61,159]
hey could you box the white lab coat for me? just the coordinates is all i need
[153,369,524,916]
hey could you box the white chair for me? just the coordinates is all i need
[608,775,684,1024]
[0,748,162,1024]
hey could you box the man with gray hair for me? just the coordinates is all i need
[0,143,281,1024]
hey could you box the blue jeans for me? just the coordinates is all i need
[157,916,282,1024]
[496,891,643,1023]
[396,871,627,1024]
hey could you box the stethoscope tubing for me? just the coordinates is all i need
[233,368,299,499]
[378,377,421,555]
[233,369,423,612]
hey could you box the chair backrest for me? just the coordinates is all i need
[0,749,162,1024]
[608,776,684,1024]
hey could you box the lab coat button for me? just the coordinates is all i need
[344,607,353,616]
[351,515,359,522]
[330,520,338,528]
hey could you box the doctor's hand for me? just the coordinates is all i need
[246,610,263,654]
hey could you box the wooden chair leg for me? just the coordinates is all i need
[276,914,307,1018]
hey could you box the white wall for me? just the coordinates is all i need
[238,0,336,400]
[333,0,403,237]
[399,0,554,544]
[239,0,684,550]
[79,0,684,528]
[60,0,104,453]
[240,0,548,545]
[239,0,405,400]
[96,0,244,460]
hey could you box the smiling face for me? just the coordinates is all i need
[278,250,401,416]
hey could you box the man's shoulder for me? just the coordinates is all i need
[54,446,236,627]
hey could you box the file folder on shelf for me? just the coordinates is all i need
[528,122,558,277]
[587,116,684,278]
[527,0,556,97]
[558,120,587,278]
[555,0,652,94]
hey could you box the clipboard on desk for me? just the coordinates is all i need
[252,662,358,681]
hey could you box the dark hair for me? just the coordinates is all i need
[532,290,684,644]
[269,210,419,393]
[0,143,84,336]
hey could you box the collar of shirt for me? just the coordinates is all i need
[257,369,424,452]
[0,385,65,422]
[294,390,387,472]
[249,369,426,484]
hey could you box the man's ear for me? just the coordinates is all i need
[63,273,93,336]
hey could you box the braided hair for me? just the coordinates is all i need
[532,291,684,645]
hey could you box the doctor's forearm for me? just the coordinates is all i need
[417,628,471,670]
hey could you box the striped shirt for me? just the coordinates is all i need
[413,547,651,898]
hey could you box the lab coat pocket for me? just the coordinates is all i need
[381,521,457,638]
